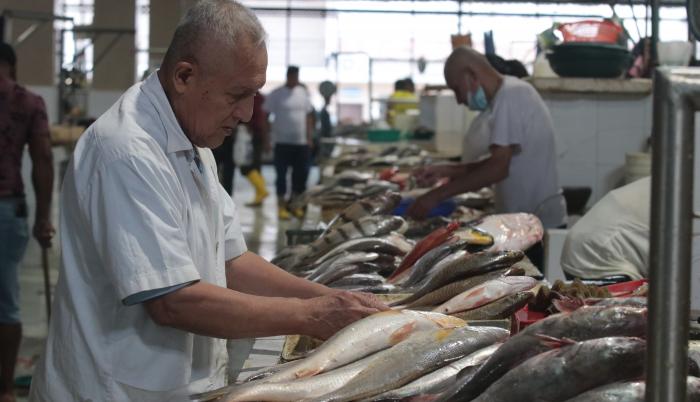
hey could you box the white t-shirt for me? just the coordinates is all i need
[462,76,567,229]
[29,72,247,402]
[264,85,313,145]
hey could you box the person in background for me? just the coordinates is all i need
[264,65,314,220]
[317,80,336,160]
[239,92,270,207]
[0,42,54,402]
[407,46,566,267]
[212,130,235,195]
[386,78,418,127]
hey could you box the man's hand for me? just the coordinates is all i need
[405,192,441,220]
[412,164,458,187]
[302,291,389,340]
[33,219,55,248]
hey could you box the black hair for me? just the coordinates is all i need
[287,65,299,76]
[0,42,17,67]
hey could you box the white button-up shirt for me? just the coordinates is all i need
[29,72,247,402]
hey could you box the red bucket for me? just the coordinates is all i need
[558,20,623,44]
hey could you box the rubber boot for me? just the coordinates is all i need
[278,199,291,220]
[245,170,269,207]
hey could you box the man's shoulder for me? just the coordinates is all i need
[11,83,46,112]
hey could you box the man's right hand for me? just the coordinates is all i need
[412,164,457,187]
[302,291,389,340]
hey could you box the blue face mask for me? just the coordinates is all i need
[467,86,488,111]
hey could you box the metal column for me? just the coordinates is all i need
[647,67,699,402]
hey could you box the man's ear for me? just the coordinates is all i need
[172,60,197,94]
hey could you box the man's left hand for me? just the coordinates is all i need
[33,219,55,248]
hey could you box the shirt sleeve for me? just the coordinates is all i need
[86,154,201,302]
[489,89,523,149]
[219,184,248,261]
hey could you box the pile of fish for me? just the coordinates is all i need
[332,145,432,172]
[190,310,508,402]
[290,171,401,210]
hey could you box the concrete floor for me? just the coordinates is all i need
[12,156,313,399]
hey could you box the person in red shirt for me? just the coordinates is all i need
[0,42,54,402]
[239,92,270,207]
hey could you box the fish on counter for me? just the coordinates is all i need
[388,222,461,283]
[307,252,380,284]
[325,191,402,233]
[563,377,700,402]
[438,306,648,401]
[472,213,543,252]
[473,337,646,402]
[327,273,386,289]
[307,326,509,402]
[314,233,414,266]
[405,267,525,309]
[404,216,453,239]
[452,291,534,321]
[365,343,502,401]
[433,276,538,314]
[392,251,524,307]
[400,238,469,288]
[552,295,648,313]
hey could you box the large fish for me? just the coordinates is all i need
[391,251,524,307]
[327,273,385,289]
[314,234,414,266]
[405,267,525,309]
[265,310,465,383]
[438,306,648,401]
[388,222,461,282]
[433,276,538,314]
[452,291,534,321]
[563,377,700,402]
[308,252,380,284]
[472,213,543,252]
[325,191,403,233]
[365,343,501,401]
[473,337,646,402]
[400,239,469,288]
[308,326,509,402]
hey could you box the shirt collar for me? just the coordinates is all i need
[141,71,193,154]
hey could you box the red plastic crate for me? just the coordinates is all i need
[604,279,648,297]
[557,20,623,44]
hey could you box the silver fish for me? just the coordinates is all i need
[327,273,385,288]
[308,252,380,283]
[325,191,402,233]
[401,239,469,288]
[315,234,414,266]
[563,377,700,402]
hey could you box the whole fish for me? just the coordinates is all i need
[439,306,648,401]
[308,326,509,402]
[241,359,301,383]
[365,343,501,401]
[393,250,468,288]
[453,227,494,248]
[328,273,385,288]
[315,234,414,266]
[325,191,402,233]
[553,296,648,313]
[391,251,524,307]
[473,337,646,402]
[405,267,525,309]
[434,276,538,314]
[309,216,407,260]
[264,310,465,383]
[401,239,469,288]
[472,213,543,252]
[452,291,534,321]
[388,222,461,282]
[563,377,700,402]
[308,252,380,283]
[405,216,453,239]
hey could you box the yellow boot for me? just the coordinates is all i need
[245,170,269,207]
[278,200,291,220]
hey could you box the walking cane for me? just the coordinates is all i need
[41,247,51,322]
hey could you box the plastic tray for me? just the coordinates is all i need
[367,129,401,142]
[604,279,648,297]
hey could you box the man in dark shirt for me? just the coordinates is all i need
[0,42,54,402]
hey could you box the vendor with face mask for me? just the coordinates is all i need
[407,46,567,231]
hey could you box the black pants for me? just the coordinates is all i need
[274,143,310,198]
[240,135,263,176]
[213,135,235,195]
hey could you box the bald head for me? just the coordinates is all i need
[444,46,497,80]
[444,46,503,107]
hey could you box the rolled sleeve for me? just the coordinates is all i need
[219,185,247,261]
[86,155,201,301]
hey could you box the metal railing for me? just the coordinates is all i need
[647,67,699,401]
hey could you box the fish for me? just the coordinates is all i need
[405,217,453,239]
[388,222,461,282]
[308,252,380,284]
[308,326,510,402]
[553,296,648,313]
[325,191,403,233]
[453,228,494,248]
[327,273,386,288]
[472,213,544,252]
[433,276,538,314]
[315,234,414,266]
[405,267,525,309]
[391,251,525,307]
[452,291,534,321]
[401,239,470,288]
[563,377,700,402]
[473,337,646,402]
[365,343,502,401]
[263,310,466,383]
[240,359,302,383]
[438,306,648,401]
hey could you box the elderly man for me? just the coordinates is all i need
[28,2,385,401]
[407,47,566,230]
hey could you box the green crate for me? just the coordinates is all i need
[367,129,401,142]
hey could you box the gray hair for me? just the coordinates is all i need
[162,0,266,70]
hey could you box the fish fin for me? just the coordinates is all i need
[295,367,323,379]
[390,321,417,345]
[535,334,577,349]
[189,385,236,401]
[428,314,467,328]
